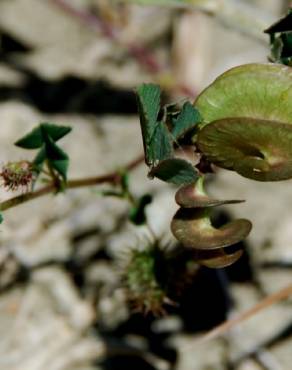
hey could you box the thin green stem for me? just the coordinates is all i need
[0,154,145,212]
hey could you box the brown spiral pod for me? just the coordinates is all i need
[171,178,252,268]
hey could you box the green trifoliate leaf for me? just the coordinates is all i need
[149,158,199,185]
[15,123,72,149]
[171,102,201,139]
[136,84,173,166]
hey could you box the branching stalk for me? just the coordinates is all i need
[0,154,144,212]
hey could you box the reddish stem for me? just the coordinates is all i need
[0,154,145,212]
[49,0,196,96]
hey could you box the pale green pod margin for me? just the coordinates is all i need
[195,63,292,126]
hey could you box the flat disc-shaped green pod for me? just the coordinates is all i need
[175,182,244,208]
[194,63,292,126]
[197,118,292,181]
[171,208,252,250]
[194,247,243,268]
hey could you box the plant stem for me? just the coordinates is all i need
[199,283,292,342]
[50,0,161,74]
[49,0,196,96]
[0,154,145,212]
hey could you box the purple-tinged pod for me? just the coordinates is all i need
[197,118,292,181]
[175,177,244,208]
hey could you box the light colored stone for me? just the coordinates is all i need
[0,267,104,370]
[169,334,227,370]
[228,284,292,363]
[0,0,171,86]
[271,337,292,370]
[236,359,263,370]
[0,63,25,87]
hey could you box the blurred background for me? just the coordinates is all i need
[0,1,292,369]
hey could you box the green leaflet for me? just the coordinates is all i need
[136,84,173,166]
[149,158,199,185]
[265,10,292,66]
[136,83,202,186]
[43,135,69,180]
[171,102,201,139]
[264,9,292,34]
[15,122,72,181]
[15,123,72,149]
[151,122,173,163]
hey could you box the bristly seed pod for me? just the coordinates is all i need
[123,242,200,314]
[0,161,35,191]
[123,244,169,315]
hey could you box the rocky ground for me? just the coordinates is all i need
[0,1,292,370]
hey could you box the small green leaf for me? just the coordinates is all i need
[149,158,199,185]
[136,83,174,166]
[15,123,72,149]
[171,102,201,139]
[129,194,152,225]
[40,123,72,141]
[0,213,3,224]
[151,122,173,162]
[136,84,161,129]
[33,146,46,170]
[15,126,44,149]
[44,136,69,180]
[264,9,292,34]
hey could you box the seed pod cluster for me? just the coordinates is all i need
[0,161,35,191]
[195,63,292,181]
[170,63,291,268]
[171,178,252,268]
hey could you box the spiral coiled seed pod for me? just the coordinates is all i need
[171,178,252,268]
[194,63,292,181]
